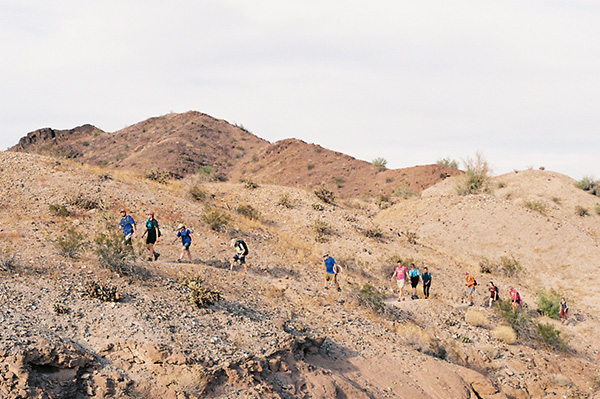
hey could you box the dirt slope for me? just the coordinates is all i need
[1,152,599,398]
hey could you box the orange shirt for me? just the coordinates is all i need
[466,275,475,288]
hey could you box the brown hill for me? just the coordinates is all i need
[11,111,460,197]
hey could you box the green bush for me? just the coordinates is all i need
[535,322,567,351]
[364,226,383,239]
[49,204,69,217]
[277,193,295,208]
[94,229,137,276]
[372,157,388,171]
[240,177,258,190]
[575,176,600,195]
[536,288,561,319]
[524,200,547,215]
[201,205,231,231]
[146,169,173,184]
[189,185,206,201]
[236,204,260,220]
[455,152,491,195]
[312,219,330,242]
[437,157,459,169]
[394,185,414,199]
[54,225,87,259]
[179,273,222,308]
[375,193,391,209]
[351,283,387,313]
[84,280,121,302]
[314,185,335,204]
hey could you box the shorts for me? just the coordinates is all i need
[182,242,191,250]
[467,287,475,295]
[396,279,405,290]
[123,233,133,245]
[146,230,157,245]
[410,276,419,288]
[233,254,246,264]
[325,272,337,282]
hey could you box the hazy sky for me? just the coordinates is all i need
[1,0,599,179]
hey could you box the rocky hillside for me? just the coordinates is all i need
[1,150,599,398]
[10,111,460,198]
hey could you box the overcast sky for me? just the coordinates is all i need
[1,0,599,179]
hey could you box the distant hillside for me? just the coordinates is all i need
[11,111,460,196]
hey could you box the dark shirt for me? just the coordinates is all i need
[422,272,431,285]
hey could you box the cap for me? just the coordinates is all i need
[147,211,154,216]
[120,209,126,213]
[178,223,185,229]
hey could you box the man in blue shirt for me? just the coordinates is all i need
[323,253,340,291]
[119,209,136,247]
[173,223,193,263]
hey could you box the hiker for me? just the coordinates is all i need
[559,297,569,324]
[230,238,249,272]
[172,224,192,263]
[391,260,408,301]
[465,271,476,306]
[422,267,432,299]
[408,263,421,299]
[119,209,136,247]
[141,211,160,261]
[488,281,500,307]
[509,287,521,313]
[323,253,340,291]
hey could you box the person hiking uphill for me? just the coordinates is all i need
[509,287,522,313]
[559,297,569,324]
[422,267,432,299]
[172,224,192,263]
[141,211,160,261]
[119,209,136,247]
[488,281,500,307]
[323,253,340,291]
[391,260,408,301]
[230,238,249,272]
[465,271,476,306]
[409,263,421,299]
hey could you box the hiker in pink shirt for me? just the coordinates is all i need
[391,260,408,301]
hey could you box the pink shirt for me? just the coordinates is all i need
[395,266,407,280]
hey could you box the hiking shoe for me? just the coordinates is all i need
[147,257,153,261]
[154,252,160,261]
[337,287,341,292]
[177,259,182,263]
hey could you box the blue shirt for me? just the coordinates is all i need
[120,215,135,235]
[177,229,192,244]
[409,268,420,278]
[422,272,431,284]
[324,256,336,274]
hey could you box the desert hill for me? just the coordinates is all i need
[1,150,600,398]
[10,111,460,197]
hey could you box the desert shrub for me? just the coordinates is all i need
[455,152,491,195]
[364,226,383,239]
[375,193,391,209]
[595,204,600,215]
[197,165,213,176]
[54,224,87,259]
[84,280,121,302]
[312,203,324,211]
[437,157,459,169]
[146,169,173,184]
[575,176,600,195]
[492,326,517,344]
[0,253,18,272]
[372,157,388,171]
[350,283,386,313]
[277,193,295,208]
[179,273,222,308]
[536,288,561,319]
[394,185,414,199]
[314,185,335,204]
[497,181,506,189]
[535,322,567,351]
[69,194,102,210]
[53,303,70,315]
[307,162,315,170]
[402,231,418,245]
[94,230,137,276]
[312,219,331,242]
[201,205,231,231]
[189,185,206,201]
[524,200,547,215]
[465,309,488,328]
[495,299,528,332]
[236,204,260,220]
[479,256,522,277]
[395,323,446,358]
[49,204,69,217]
[576,205,589,216]
[240,177,258,190]
[332,176,345,188]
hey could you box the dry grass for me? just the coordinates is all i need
[465,309,488,328]
[395,323,432,350]
[492,325,517,344]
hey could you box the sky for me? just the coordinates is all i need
[1,0,599,179]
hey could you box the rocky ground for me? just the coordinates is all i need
[1,151,600,398]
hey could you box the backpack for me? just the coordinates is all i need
[473,279,478,287]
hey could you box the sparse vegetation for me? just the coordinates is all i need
[0,253,18,272]
[69,194,102,210]
[595,204,600,215]
[53,303,69,315]
[455,152,491,195]
[497,181,506,189]
[94,229,137,276]
[479,255,522,277]
[54,224,87,259]
[332,176,345,188]
[524,200,547,215]
[575,176,600,196]
[437,157,459,169]
[364,226,383,240]
[350,283,386,313]
[146,168,173,184]
[236,204,260,220]
[492,325,517,344]
[189,185,206,201]
[402,231,418,245]
[312,203,324,211]
[196,165,213,176]
[307,162,315,170]
[465,309,488,328]
[375,193,391,209]
[201,205,231,231]
[49,204,69,217]
[576,205,589,217]
[535,322,567,351]
[84,280,121,302]
[536,288,561,319]
[394,184,414,199]
[314,185,335,204]
[240,177,258,190]
[277,193,295,208]
[179,273,222,308]
[372,157,388,171]
[312,219,331,242]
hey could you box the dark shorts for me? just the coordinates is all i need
[410,276,419,288]
[146,230,157,245]
[183,242,191,250]
[233,254,246,264]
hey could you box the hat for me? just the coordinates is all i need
[323,253,329,257]
[147,211,154,216]
[178,223,185,229]
[120,209,126,213]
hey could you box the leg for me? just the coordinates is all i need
[186,249,192,262]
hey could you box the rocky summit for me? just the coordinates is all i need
[1,112,600,398]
